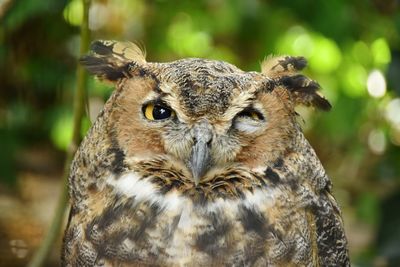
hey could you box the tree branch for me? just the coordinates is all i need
[27,1,91,266]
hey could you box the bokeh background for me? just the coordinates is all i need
[1,0,399,266]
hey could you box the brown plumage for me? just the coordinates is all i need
[62,40,349,266]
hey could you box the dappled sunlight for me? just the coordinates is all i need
[371,38,391,67]
[167,13,212,57]
[385,98,400,129]
[367,69,387,98]
[368,129,387,155]
[63,0,83,26]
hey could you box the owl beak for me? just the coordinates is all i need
[190,140,211,186]
[189,120,213,186]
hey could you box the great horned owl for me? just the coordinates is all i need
[62,40,350,266]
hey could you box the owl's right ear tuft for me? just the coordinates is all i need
[80,40,146,82]
[261,56,331,111]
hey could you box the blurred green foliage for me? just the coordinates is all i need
[1,0,400,266]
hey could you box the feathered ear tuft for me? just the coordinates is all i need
[279,75,332,111]
[80,40,146,82]
[261,55,307,77]
[261,56,331,111]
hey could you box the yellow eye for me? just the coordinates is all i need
[143,103,174,121]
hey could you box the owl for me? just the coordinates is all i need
[62,40,350,267]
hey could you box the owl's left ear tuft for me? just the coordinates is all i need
[261,56,331,111]
[80,40,146,82]
[279,74,331,111]
[261,56,307,77]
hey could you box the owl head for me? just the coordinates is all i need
[81,40,330,188]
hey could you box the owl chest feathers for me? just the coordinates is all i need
[75,157,324,266]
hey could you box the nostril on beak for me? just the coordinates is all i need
[206,138,212,146]
[192,137,211,147]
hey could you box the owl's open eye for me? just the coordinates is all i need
[143,103,174,121]
[236,108,264,121]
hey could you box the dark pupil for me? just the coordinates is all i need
[153,105,171,120]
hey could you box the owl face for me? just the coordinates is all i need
[82,40,330,189]
[104,59,297,186]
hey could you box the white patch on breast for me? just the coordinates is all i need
[108,173,156,201]
[243,188,276,209]
[205,197,239,214]
[108,172,276,212]
[203,188,276,215]
[108,172,276,211]
[177,202,193,230]
[106,173,187,212]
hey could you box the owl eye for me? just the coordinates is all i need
[236,108,264,121]
[233,108,265,133]
[143,103,174,121]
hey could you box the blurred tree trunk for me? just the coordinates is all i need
[27,1,91,266]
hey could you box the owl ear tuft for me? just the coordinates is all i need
[80,40,146,82]
[278,74,332,111]
[261,56,331,111]
[261,56,307,77]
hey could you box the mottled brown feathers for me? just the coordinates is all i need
[63,40,349,266]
